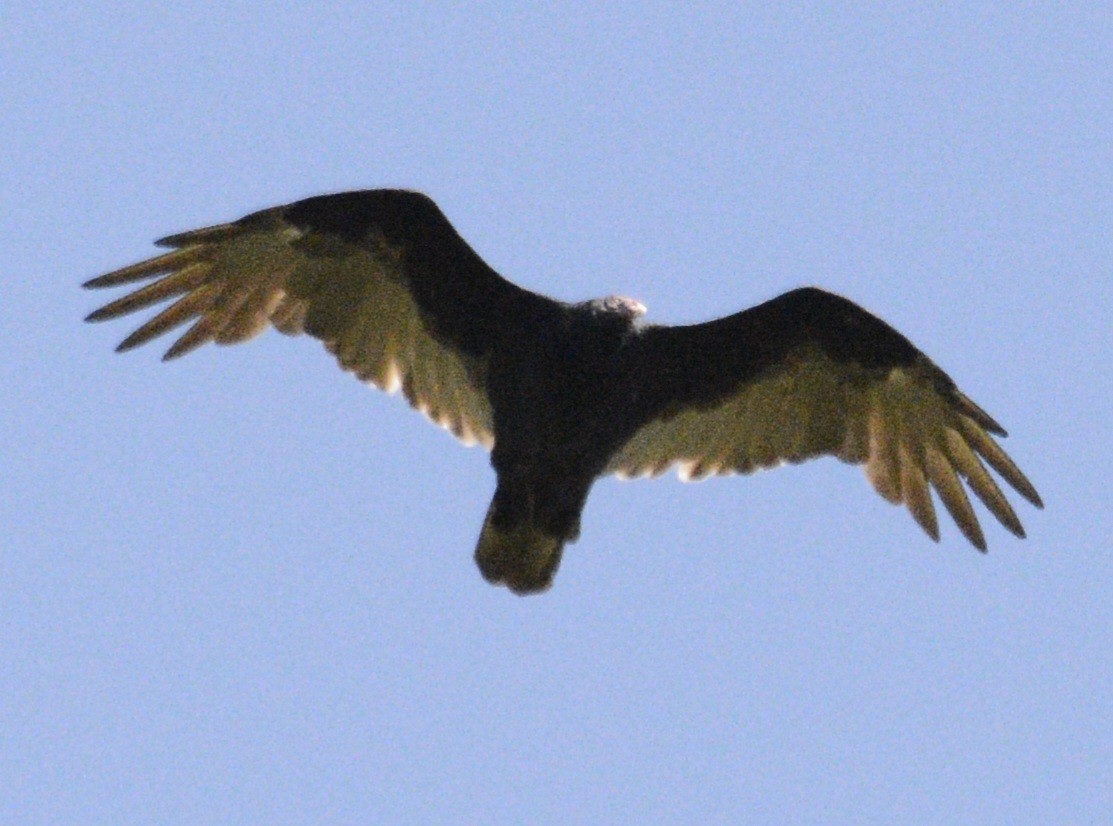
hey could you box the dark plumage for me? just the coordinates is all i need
[84,189,1042,594]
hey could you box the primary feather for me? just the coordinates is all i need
[85,189,1042,594]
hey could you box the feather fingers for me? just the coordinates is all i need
[115,282,223,354]
[943,427,1025,538]
[925,442,986,550]
[84,262,210,321]
[898,441,939,541]
[164,316,221,360]
[156,222,242,248]
[953,390,1006,436]
[958,415,1043,508]
[83,247,205,289]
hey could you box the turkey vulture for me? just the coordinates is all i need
[84,189,1042,594]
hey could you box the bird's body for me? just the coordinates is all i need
[478,298,651,589]
[85,189,1042,594]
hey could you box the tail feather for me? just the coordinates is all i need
[474,502,565,595]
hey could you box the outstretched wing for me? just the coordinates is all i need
[608,287,1042,549]
[85,190,553,447]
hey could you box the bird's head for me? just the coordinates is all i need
[587,295,647,322]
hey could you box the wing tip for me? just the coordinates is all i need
[957,514,988,553]
[82,274,111,290]
[155,222,241,248]
[914,512,941,544]
[954,390,1008,437]
[113,333,146,354]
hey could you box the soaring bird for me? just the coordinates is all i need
[84,189,1042,594]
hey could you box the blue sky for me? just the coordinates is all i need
[4,3,1110,823]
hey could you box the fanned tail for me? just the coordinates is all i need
[474,500,566,595]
